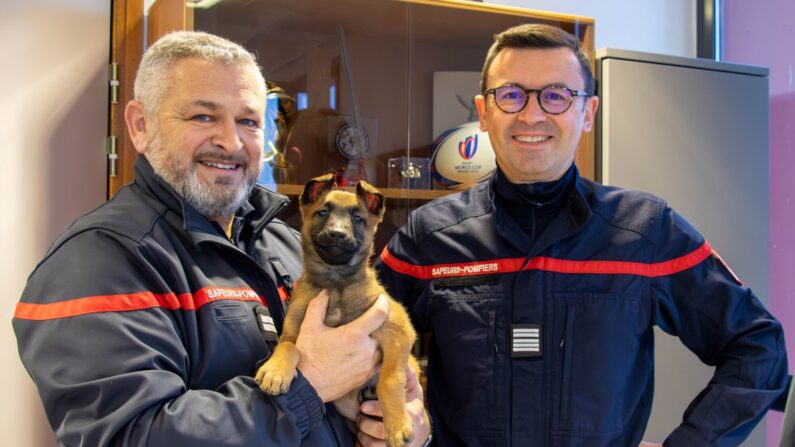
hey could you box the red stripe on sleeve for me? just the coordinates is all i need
[380,241,713,280]
[380,246,433,279]
[525,242,713,277]
[14,286,272,321]
[14,291,188,321]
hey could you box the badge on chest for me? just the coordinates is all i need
[511,323,542,358]
[254,305,279,344]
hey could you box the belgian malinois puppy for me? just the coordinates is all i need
[256,174,418,447]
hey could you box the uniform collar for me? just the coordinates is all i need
[493,165,575,210]
[490,164,591,255]
[132,156,290,249]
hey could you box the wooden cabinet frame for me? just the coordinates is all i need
[108,0,594,199]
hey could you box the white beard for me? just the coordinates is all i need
[145,132,263,220]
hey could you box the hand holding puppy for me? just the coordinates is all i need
[296,291,389,402]
[353,365,431,447]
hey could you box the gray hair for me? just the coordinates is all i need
[134,31,265,118]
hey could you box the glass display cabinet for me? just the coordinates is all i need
[109,0,595,249]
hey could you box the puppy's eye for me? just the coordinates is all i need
[315,209,329,217]
[352,215,365,225]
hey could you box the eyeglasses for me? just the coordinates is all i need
[484,84,591,115]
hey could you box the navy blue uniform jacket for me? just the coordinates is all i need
[375,168,787,447]
[13,157,354,446]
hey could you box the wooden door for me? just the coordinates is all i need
[108,0,192,198]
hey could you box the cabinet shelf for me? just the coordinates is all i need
[275,183,454,200]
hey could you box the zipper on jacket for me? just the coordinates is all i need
[559,304,576,425]
[488,309,497,420]
[269,258,295,298]
[325,416,342,446]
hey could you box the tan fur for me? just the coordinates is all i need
[255,175,418,447]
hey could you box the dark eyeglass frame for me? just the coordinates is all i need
[484,84,592,115]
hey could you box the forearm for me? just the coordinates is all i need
[30,364,324,446]
[663,381,787,446]
[653,210,789,445]
[143,374,325,447]
[15,311,325,446]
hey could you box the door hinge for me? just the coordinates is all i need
[106,136,118,177]
[109,62,119,104]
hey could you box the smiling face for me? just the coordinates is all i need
[299,177,385,269]
[126,57,267,223]
[304,190,367,266]
[475,47,599,183]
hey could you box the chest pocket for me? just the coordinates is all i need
[191,301,272,389]
[551,292,649,440]
[428,276,505,432]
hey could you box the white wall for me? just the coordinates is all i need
[487,0,696,57]
[0,0,109,444]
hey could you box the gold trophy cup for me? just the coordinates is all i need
[265,81,298,184]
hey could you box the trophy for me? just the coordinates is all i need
[265,80,298,184]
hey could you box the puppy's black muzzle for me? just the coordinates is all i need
[314,228,359,265]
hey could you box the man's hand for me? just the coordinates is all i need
[352,365,431,447]
[296,292,389,402]
[639,442,662,447]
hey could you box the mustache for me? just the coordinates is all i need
[193,149,250,166]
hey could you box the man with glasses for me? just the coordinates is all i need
[376,23,787,446]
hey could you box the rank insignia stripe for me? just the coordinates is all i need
[512,323,542,358]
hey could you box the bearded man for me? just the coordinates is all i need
[13,31,429,447]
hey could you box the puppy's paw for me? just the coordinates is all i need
[384,416,414,447]
[255,361,296,395]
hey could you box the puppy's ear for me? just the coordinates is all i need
[301,174,335,206]
[356,181,385,219]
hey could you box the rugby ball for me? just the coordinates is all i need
[430,121,496,190]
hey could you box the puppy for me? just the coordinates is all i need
[256,174,418,447]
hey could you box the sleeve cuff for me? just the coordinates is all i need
[664,424,711,447]
[284,370,326,436]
